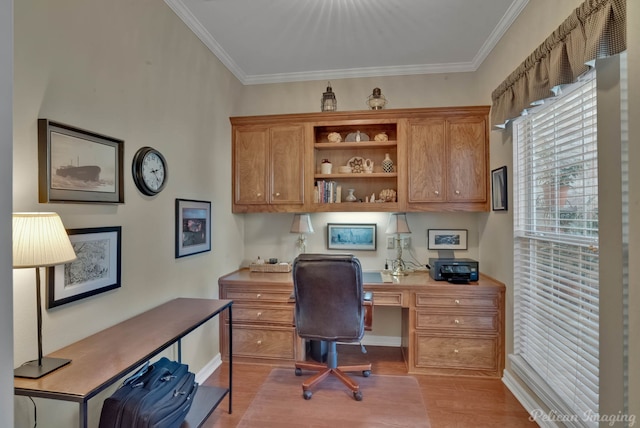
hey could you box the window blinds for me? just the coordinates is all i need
[512,74,599,426]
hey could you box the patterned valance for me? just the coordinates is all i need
[491,0,626,128]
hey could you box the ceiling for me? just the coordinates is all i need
[165,0,529,85]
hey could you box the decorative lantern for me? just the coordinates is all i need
[367,87,387,110]
[321,82,337,112]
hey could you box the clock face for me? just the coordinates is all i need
[132,147,167,195]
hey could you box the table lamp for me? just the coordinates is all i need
[13,212,77,378]
[386,213,411,276]
[290,213,314,254]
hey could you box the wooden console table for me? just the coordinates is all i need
[14,298,233,428]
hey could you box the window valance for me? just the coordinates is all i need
[490,0,626,128]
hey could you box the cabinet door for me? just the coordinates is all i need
[447,117,487,202]
[234,127,269,205]
[407,119,446,203]
[269,125,304,205]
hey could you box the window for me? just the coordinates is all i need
[512,73,599,424]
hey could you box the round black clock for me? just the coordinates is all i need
[132,146,168,196]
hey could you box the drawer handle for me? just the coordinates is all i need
[454,349,459,354]
[256,192,262,197]
[454,319,460,324]
[256,312,262,318]
[257,340,262,345]
[454,299,460,304]
[455,190,460,195]
[256,293,262,299]
[274,192,281,197]
[434,190,440,195]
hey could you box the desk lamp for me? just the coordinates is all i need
[386,213,411,276]
[290,214,314,254]
[13,212,77,378]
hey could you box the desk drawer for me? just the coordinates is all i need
[224,289,292,302]
[372,291,404,306]
[415,292,498,309]
[233,305,294,325]
[415,310,497,331]
[231,324,296,360]
[414,333,498,372]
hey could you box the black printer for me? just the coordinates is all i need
[429,258,479,283]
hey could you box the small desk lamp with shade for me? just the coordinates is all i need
[13,212,77,379]
[290,213,314,254]
[386,213,411,276]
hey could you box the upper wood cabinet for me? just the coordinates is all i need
[230,106,489,213]
[232,123,305,213]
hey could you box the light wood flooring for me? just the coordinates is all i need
[200,345,537,428]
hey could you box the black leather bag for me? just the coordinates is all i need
[99,357,198,428]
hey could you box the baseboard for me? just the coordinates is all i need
[195,352,222,385]
[502,370,557,428]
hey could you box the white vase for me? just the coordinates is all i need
[345,188,357,202]
[382,153,394,173]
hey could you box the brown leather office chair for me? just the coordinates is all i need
[292,254,372,401]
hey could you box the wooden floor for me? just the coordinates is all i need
[200,345,537,428]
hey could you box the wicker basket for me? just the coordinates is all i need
[249,263,292,273]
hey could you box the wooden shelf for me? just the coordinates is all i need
[315,172,397,179]
[314,141,398,150]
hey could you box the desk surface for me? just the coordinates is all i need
[14,298,232,402]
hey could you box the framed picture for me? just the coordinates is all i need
[491,165,508,211]
[327,223,377,251]
[427,229,468,250]
[176,199,212,258]
[38,119,124,204]
[47,227,122,308]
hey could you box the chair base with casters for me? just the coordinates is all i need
[295,341,371,401]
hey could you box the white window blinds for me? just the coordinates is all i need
[512,73,599,426]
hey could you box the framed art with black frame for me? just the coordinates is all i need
[427,229,468,250]
[47,226,122,308]
[491,165,508,211]
[38,119,124,204]
[175,199,212,258]
[327,223,377,251]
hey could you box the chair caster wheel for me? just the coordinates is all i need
[303,390,312,400]
[353,391,363,401]
[362,370,371,377]
[295,368,302,376]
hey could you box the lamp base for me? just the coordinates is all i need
[14,357,71,379]
[390,258,409,276]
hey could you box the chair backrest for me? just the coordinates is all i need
[292,253,364,342]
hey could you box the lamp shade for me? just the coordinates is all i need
[290,214,314,234]
[13,212,77,268]
[386,213,411,235]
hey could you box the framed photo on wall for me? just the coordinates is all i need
[38,119,124,204]
[427,229,468,250]
[491,166,508,211]
[175,199,212,258]
[47,226,122,308]
[327,223,377,251]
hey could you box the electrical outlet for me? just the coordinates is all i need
[402,237,411,249]
[387,237,395,249]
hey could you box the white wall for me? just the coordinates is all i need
[0,0,13,426]
[12,0,244,426]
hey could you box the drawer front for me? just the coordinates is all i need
[415,310,497,331]
[232,325,296,359]
[224,289,292,302]
[415,292,498,309]
[233,305,294,324]
[414,334,497,371]
[372,291,404,306]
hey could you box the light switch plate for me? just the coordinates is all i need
[387,237,395,249]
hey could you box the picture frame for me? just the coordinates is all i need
[176,199,212,258]
[327,223,377,251]
[427,229,468,250]
[47,226,122,308]
[491,165,508,211]
[38,119,124,204]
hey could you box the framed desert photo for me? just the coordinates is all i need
[427,229,468,250]
[327,223,377,251]
[176,199,212,258]
[47,226,122,308]
[38,119,124,204]
[491,165,508,211]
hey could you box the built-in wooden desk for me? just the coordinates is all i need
[219,269,505,377]
[14,298,233,428]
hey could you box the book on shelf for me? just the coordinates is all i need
[314,180,342,204]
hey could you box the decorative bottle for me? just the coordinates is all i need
[382,153,394,173]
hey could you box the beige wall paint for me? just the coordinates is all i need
[12,0,244,425]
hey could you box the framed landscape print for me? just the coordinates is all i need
[327,223,377,251]
[175,199,212,258]
[47,226,122,308]
[38,119,124,204]
[427,229,468,250]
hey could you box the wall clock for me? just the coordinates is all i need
[132,146,168,196]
